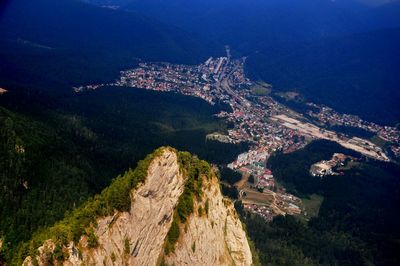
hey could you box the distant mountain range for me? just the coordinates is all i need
[0,0,399,124]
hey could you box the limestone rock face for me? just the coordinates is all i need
[23,148,253,266]
[165,174,253,266]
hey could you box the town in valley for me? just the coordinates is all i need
[74,50,400,221]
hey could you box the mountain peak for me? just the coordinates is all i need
[19,147,253,266]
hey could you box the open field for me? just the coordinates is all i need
[301,194,324,219]
[241,187,275,206]
[250,82,271,96]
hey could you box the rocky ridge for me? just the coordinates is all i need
[20,147,253,266]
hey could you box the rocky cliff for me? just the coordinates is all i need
[21,147,253,266]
